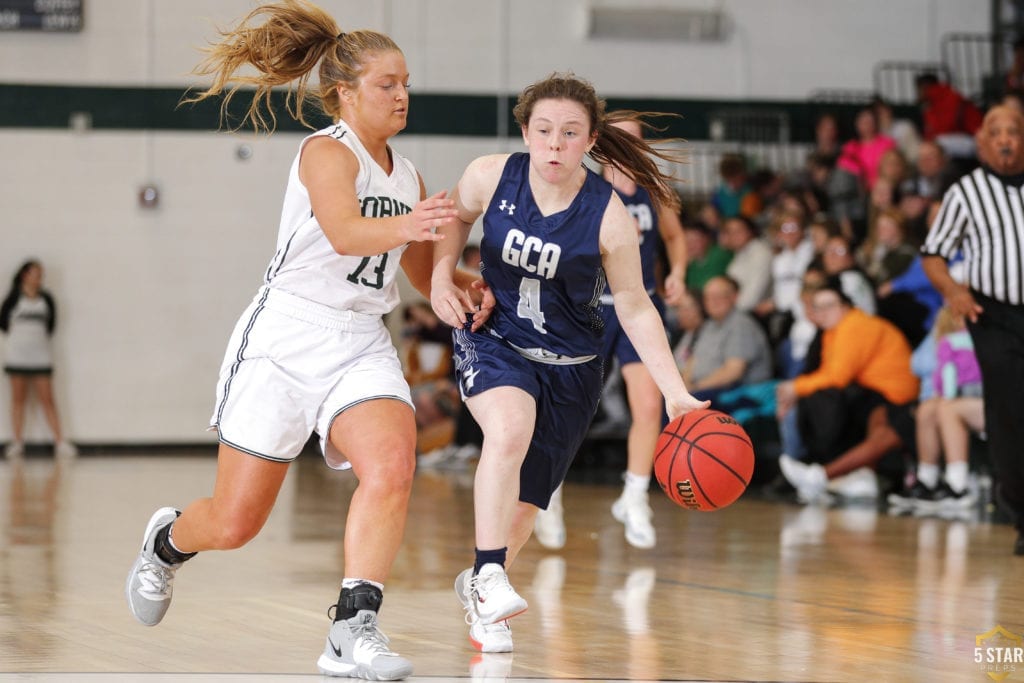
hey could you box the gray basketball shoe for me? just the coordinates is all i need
[317,610,414,680]
[125,507,182,626]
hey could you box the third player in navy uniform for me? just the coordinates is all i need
[430,73,707,653]
[533,117,688,550]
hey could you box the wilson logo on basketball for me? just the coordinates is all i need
[714,415,739,425]
[674,479,702,510]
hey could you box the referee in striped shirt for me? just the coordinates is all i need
[922,105,1024,556]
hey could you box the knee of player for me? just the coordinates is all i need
[213,515,266,550]
[366,451,417,491]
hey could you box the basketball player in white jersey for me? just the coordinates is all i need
[123,3,491,680]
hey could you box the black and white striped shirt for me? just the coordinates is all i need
[923,166,1024,305]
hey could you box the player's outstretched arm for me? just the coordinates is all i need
[656,199,687,307]
[430,155,507,330]
[601,195,709,420]
[301,136,457,256]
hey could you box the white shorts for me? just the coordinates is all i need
[209,286,413,469]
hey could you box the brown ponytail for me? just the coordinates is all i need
[512,72,685,208]
[183,0,401,133]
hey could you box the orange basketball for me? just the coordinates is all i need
[654,408,755,511]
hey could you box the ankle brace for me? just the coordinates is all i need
[154,521,196,565]
[334,582,383,621]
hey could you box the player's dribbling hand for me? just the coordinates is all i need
[666,393,711,422]
[406,190,457,243]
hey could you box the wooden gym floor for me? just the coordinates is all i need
[0,449,1022,683]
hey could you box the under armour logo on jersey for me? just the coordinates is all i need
[498,199,516,215]
[462,367,480,391]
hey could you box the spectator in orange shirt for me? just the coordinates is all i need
[775,278,919,502]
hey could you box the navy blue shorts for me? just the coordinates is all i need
[452,328,603,509]
[599,296,666,368]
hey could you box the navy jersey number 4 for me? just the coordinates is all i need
[479,153,613,359]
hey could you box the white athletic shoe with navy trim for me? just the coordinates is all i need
[462,563,527,626]
[455,568,513,652]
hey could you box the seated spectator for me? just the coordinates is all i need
[683,219,732,292]
[872,95,922,163]
[721,215,774,312]
[400,302,458,456]
[780,265,827,380]
[760,188,810,234]
[711,153,761,220]
[407,276,483,468]
[748,167,784,222]
[813,111,842,166]
[876,201,948,348]
[773,268,829,468]
[836,106,897,191]
[461,242,482,273]
[909,140,957,202]
[681,276,773,401]
[1006,38,1024,94]
[889,308,984,514]
[808,151,866,242]
[697,202,723,232]
[776,279,920,502]
[756,211,815,348]
[822,234,876,314]
[870,149,915,221]
[805,215,840,272]
[915,72,982,160]
[402,301,452,387]
[901,140,957,240]
[857,208,918,286]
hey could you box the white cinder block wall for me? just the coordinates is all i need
[0,0,988,443]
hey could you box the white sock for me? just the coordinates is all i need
[945,462,969,493]
[917,463,940,489]
[342,578,384,591]
[624,471,650,494]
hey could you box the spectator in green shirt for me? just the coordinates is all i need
[683,219,732,292]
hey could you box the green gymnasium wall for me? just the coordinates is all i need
[0,83,900,141]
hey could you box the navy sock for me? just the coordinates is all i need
[473,547,507,574]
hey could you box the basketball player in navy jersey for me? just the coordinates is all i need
[122,3,491,679]
[430,73,708,653]
[534,117,688,550]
